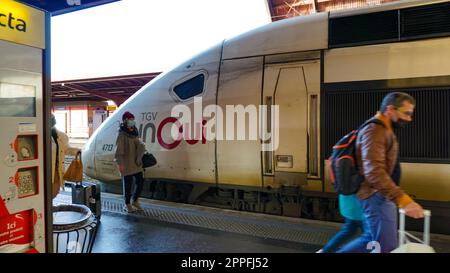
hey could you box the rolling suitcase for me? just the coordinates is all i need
[71,182,102,220]
[391,209,435,253]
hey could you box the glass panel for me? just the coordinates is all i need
[173,74,205,100]
[0,83,36,117]
[309,95,318,176]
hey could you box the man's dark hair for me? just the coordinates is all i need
[380,92,416,113]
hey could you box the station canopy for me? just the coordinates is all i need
[52,73,161,106]
[16,0,121,16]
[267,0,401,21]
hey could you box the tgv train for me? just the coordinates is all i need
[82,0,450,234]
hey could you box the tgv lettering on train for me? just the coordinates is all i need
[138,97,280,151]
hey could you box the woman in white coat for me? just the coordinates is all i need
[51,114,81,199]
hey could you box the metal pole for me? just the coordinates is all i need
[424,210,431,245]
[399,208,406,247]
[43,10,54,254]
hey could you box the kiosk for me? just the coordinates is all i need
[0,0,48,253]
[0,0,119,253]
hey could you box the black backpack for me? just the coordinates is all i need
[328,119,384,195]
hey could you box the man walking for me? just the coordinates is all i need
[338,92,424,253]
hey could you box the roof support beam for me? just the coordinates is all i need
[312,0,317,13]
[64,83,127,106]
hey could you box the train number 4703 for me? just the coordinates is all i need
[102,144,114,152]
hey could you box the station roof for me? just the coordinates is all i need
[267,0,401,21]
[52,72,161,106]
[16,0,121,16]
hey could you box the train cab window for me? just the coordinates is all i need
[172,73,206,100]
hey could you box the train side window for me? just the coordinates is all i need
[172,73,206,100]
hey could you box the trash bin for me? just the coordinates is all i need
[53,204,98,253]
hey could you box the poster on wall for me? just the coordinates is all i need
[0,210,34,253]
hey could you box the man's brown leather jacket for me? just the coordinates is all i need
[356,112,413,207]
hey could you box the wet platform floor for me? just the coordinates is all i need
[54,191,450,253]
[92,211,318,253]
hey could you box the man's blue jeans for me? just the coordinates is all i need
[337,192,398,253]
[322,218,364,253]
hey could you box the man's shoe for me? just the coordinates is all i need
[124,204,136,213]
[132,201,143,211]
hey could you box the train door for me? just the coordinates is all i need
[217,57,263,187]
[262,60,320,189]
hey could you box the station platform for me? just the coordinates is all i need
[53,191,450,253]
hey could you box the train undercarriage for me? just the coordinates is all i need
[102,179,341,221]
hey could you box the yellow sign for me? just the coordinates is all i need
[0,0,45,49]
[107,105,117,111]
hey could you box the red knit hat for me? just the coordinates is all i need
[122,111,135,121]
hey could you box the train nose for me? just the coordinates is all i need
[82,136,97,179]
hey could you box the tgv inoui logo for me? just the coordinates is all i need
[67,0,81,6]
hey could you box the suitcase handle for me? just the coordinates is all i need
[398,209,431,246]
